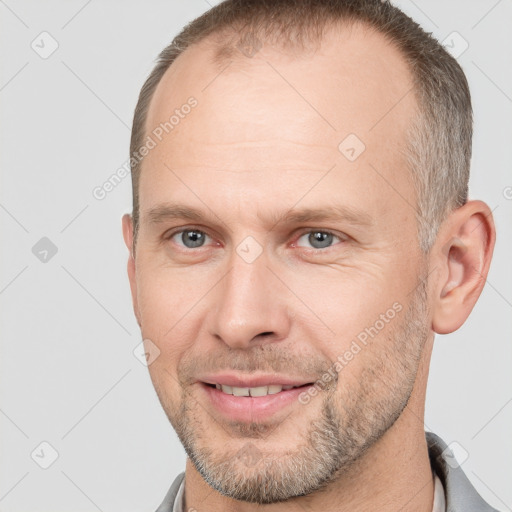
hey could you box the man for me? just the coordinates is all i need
[122,0,499,510]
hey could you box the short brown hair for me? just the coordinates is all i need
[129,0,472,252]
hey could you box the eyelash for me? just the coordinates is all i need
[164,226,346,252]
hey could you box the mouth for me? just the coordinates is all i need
[200,381,315,422]
[203,382,312,397]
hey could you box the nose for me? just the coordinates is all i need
[207,250,291,350]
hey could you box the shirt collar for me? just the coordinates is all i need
[172,474,185,512]
[433,471,447,512]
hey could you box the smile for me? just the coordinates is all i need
[201,382,315,422]
[207,383,308,397]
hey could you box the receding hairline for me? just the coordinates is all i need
[143,18,418,158]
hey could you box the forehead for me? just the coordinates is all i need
[140,22,418,222]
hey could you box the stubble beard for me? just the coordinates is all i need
[155,279,429,504]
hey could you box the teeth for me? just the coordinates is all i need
[233,387,250,397]
[267,385,282,395]
[216,384,300,396]
[249,386,268,397]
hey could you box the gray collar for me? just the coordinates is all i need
[426,432,499,512]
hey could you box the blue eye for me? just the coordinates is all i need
[296,231,341,249]
[171,229,210,248]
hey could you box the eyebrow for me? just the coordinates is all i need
[143,202,374,229]
[145,204,210,224]
[275,206,373,228]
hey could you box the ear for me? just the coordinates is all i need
[122,214,141,327]
[431,200,495,334]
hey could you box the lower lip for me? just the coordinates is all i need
[200,383,313,422]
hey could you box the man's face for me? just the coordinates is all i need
[126,25,431,503]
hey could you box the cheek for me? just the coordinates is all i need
[137,262,197,324]
[137,271,194,406]
[135,264,214,360]
[283,262,404,346]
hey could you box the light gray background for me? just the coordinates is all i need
[1,1,511,511]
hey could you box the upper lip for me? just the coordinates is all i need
[198,373,314,388]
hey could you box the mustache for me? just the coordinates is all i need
[178,345,334,385]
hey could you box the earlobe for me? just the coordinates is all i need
[122,214,141,327]
[431,201,495,335]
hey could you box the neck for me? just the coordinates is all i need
[183,340,435,512]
